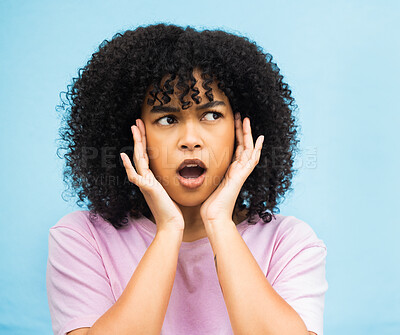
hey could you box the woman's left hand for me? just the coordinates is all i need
[200,113,264,226]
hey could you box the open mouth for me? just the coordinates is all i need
[177,165,207,189]
[178,165,206,179]
[176,159,207,189]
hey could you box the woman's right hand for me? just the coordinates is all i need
[120,119,185,235]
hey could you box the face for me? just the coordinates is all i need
[140,69,236,207]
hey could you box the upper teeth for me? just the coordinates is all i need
[185,164,199,168]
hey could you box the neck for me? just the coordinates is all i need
[146,207,248,241]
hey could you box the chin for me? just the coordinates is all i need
[172,193,208,208]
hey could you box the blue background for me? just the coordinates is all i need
[1,0,399,334]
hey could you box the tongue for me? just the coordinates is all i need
[179,166,204,179]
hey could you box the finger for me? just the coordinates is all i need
[136,119,149,165]
[239,117,255,163]
[120,152,145,187]
[250,135,264,164]
[243,117,254,151]
[131,126,141,174]
[131,125,148,176]
[234,113,244,160]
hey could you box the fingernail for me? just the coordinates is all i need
[235,113,240,120]
[135,119,139,126]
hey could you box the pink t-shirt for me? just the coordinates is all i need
[46,210,328,335]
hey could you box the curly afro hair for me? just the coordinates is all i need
[57,23,300,229]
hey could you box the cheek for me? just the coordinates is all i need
[210,125,235,163]
[223,126,236,158]
[146,142,161,169]
[145,135,163,172]
[146,138,177,177]
[211,144,234,175]
[145,129,165,163]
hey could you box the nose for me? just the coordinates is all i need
[177,122,203,151]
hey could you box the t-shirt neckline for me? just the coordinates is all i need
[134,214,254,249]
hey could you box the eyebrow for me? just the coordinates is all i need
[150,100,226,113]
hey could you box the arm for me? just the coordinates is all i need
[86,229,182,335]
[208,219,309,335]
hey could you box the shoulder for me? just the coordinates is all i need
[47,211,104,264]
[49,210,146,250]
[50,210,117,233]
[244,213,327,252]
[52,210,91,228]
[50,210,95,234]
[49,210,104,249]
[272,214,326,249]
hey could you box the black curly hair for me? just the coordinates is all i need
[56,23,300,229]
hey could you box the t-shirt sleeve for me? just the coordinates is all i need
[269,220,328,335]
[46,226,115,335]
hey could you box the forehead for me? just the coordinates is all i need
[141,69,229,114]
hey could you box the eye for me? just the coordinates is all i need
[155,111,223,126]
[202,111,223,121]
[156,115,177,126]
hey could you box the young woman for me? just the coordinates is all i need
[47,23,328,335]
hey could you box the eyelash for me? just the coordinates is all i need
[155,111,223,125]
